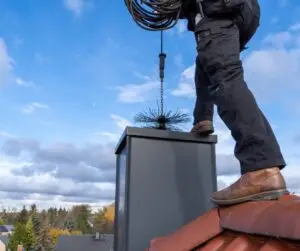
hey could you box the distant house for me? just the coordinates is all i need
[56,233,113,251]
[0,235,8,251]
[0,226,14,236]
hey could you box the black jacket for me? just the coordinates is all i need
[179,0,245,31]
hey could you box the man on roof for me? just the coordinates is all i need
[180,0,288,205]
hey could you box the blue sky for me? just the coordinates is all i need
[0,0,300,209]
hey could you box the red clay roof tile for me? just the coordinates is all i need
[147,195,300,251]
[148,209,222,251]
[220,196,300,240]
[197,231,300,251]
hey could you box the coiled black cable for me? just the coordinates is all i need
[124,0,182,31]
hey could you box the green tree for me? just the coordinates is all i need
[0,209,7,224]
[47,207,57,227]
[63,217,76,231]
[17,205,29,224]
[31,211,54,251]
[25,216,36,250]
[32,211,42,238]
[93,208,106,232]
[30,204,37,214]
[71,205,92,234]
[0,218,4,225]
[7,223,28,251]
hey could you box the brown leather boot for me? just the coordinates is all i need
[211,167,288,206]
[190,120,214,136]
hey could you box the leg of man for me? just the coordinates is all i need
[194,16,287,204]
[191,56,214,135]
[191,0,259,136]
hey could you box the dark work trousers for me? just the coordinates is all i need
[193,0,286,174]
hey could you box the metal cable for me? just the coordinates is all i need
[159,31,165,115]
[124,0,182,31]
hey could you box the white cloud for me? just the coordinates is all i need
[0,38,35,88]
[0,139,117,209]
[171,82,194,97]
[289,22,300,31]
[0,131,15,139]
[110,114,132,130]
[171,64,195,98]
[95,132,120,142]
[94,115,132,144]
[262,31,292,48]
[0,38,14,86]
[22,102,50,114]
[15,77,35,87]
[117,79,160,103]
[243,25,300,101]
[64,0,86,16]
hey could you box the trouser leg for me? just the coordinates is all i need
[193,55,214,125]
[194,18,286,174]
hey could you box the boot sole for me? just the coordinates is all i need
[210,189,289,206]
[193,125,214,136]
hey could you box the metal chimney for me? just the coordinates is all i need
[113,127,218,251]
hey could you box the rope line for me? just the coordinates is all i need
[124,0,182,31]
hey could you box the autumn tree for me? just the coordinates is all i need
[49,228,69,245]
[104,204,115,222]
[48,228,82,245]
[93,205,114,234]
[35,223,54,251]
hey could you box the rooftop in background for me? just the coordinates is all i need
[56,233,113,251]
[0,235,9,245]
[0,225,14,233]
[147,195,300,251]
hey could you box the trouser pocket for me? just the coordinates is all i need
[194,18,240,98]
[195,18,235,51]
